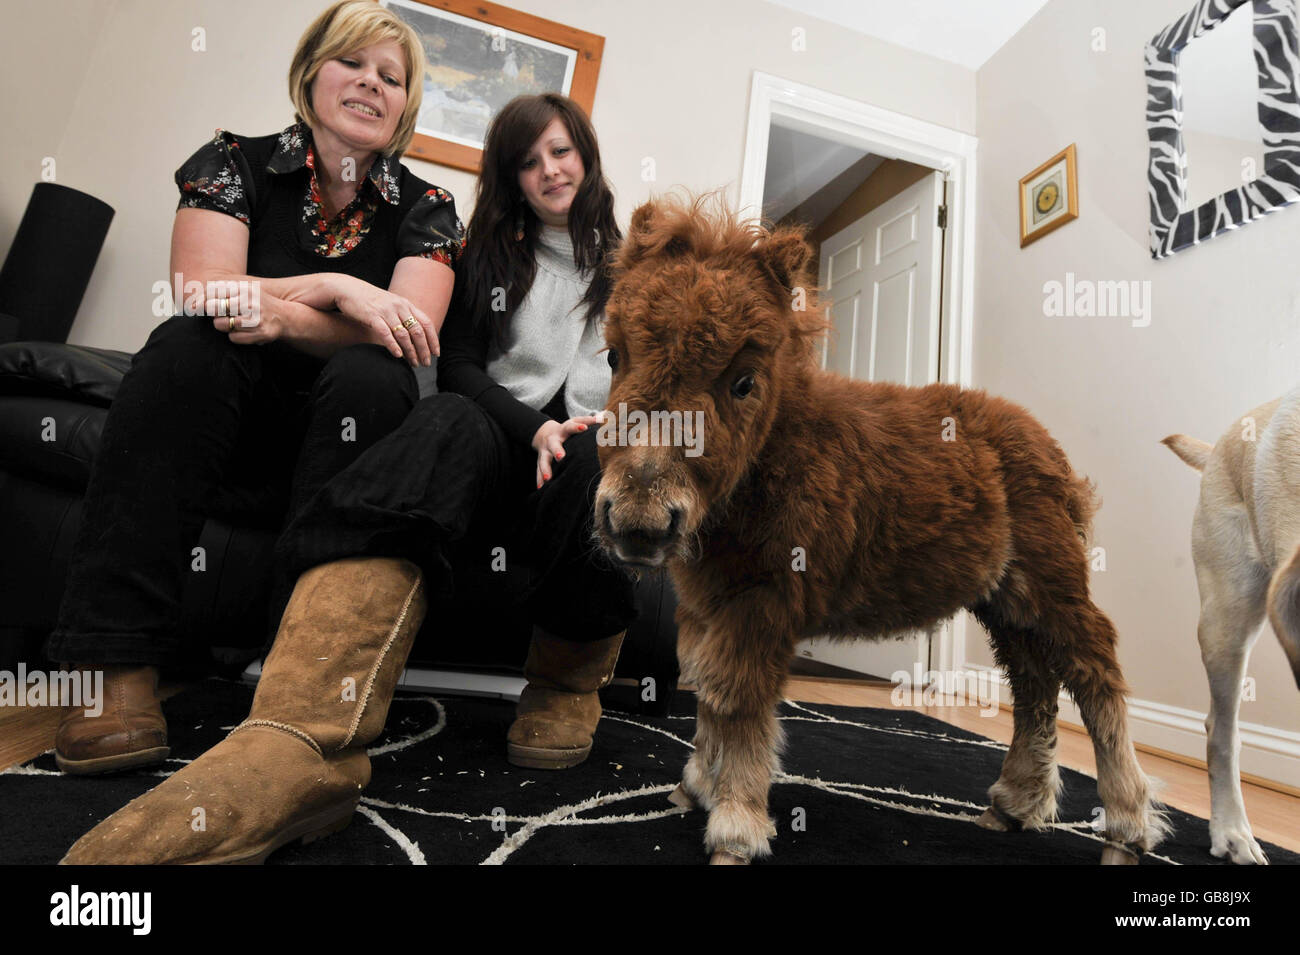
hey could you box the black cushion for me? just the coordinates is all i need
[0,395,107,487]
[0,341,131,406]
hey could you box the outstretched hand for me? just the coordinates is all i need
[531,414,605,488]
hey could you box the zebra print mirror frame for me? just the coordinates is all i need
[1146,0,1300,259]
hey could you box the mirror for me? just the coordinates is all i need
[1146,0,1300,258]
[1178,3,1267,209]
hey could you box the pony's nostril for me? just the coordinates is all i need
[667,507,682,537]
[601,498,613,531]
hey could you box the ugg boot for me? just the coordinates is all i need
[59,557,426,865]
[506,629,624,770]
[55,664,169,774]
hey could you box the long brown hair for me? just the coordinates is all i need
[455,93,620,354]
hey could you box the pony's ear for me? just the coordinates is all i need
[615,201,662,273]
[616,200,690,273]
[628,201,659,238]
[755,226,813,292]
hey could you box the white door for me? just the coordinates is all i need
[796,169,945,680]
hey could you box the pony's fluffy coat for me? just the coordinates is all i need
[594,195,1169,863]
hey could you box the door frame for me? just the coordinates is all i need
[738,71,980,675]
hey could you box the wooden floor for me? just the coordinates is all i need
[3,675,1297,857]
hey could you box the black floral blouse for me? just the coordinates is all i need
[175,121,464,267]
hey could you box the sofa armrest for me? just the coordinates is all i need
[0,341,132,406]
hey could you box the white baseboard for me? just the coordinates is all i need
[960,663,1300,789]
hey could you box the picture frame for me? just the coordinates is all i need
[378,0,605,172]
[1145,0,1300,259]
[1018,143,1078,248]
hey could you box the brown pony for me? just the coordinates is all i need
[593,194,1170,865]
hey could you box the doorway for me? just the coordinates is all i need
[739,71,978,680]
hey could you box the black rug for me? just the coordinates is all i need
[4,678,1295,865]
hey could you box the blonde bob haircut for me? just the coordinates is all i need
[288,0,426,156]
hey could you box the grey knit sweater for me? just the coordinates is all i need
[485,224,611,419]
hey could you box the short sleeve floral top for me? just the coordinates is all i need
[174,121,465,268]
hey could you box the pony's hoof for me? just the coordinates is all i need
[668,783,698,810]
[709,850,750,865]
[1100,845,1141,865]
[976,805,1022,832]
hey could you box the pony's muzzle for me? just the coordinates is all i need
[596,495,682,568]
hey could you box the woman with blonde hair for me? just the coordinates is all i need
[48,0,463,775]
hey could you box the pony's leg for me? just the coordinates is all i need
[695,691,783,865]
[973,615,1062,833]
[680,616,789,864]
[671,711,719,811]
[1051,600,1171,863]
[669,609,720,811]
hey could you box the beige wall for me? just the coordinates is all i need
[0,0,114,264]
[0,0,974,352]
[972,0,1299,733]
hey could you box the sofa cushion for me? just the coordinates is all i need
[0,341,131,406]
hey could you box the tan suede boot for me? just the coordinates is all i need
[59,557,426,865]
[506,630,624,770]
[55,665,169,775]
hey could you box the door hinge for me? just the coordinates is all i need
[937,205,948,229]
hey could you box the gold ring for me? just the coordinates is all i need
[215,297,229,317]
[391,323,404,335]
[402,316,417,331]
[228,315,237,332]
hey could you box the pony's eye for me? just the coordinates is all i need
[607,349,620,372]
[731,373,755,398]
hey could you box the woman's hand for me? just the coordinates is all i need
[531,414,605,488]
[328,274,439,367]
[205,287,291,345]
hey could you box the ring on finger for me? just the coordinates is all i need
[215,298,229,317]
[228,316,237,332]
[390,323,404,335]
[402,316,417,331]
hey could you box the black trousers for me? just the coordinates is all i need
[275,392,637,643]
[46,315,417,667]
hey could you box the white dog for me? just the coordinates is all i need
[1164,388,1300,865]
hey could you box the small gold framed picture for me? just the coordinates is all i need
[1019,143,1078,247]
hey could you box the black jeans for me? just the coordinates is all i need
[46,315,417,667]
[275,392,636,643]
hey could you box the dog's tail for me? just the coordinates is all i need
[1161,434,1213,471]
[1267,543,1300,690]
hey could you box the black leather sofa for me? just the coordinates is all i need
[0,340,679,713]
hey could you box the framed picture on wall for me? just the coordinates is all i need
[1018,143,1078,247]
[379,0,605,172]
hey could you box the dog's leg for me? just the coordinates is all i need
[1054,600,1171,864]
[975,619,1062,834]
[1197,560,1270,865]
[1266,541,1300,688]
